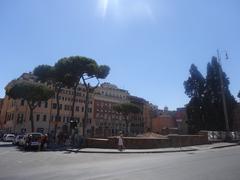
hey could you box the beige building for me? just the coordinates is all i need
[92,83,130,137]
[0,74,158,138]
[0,73,88,135]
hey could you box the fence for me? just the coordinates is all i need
[208,131,240,141]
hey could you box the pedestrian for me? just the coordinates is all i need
[25,134,32,151]
[118,133,124,151]
[41,134,48,151]
[65,136,71,147]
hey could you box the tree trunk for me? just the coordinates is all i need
[27,101,36,133]
[125,115,128,136]
[71,84,78,119]
[70,84,78,135]
[83,84,99,137]
[54,87,62,143]
[83,85,90,137]
[29,108,34,132]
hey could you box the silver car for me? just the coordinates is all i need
[13,135,24,145]
[4,134,15,142]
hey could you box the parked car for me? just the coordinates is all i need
[1,134,7,141]
[19,136,26,146]
[0,130,5,141]
[13,135,24,145]
[23,132,43,150]
[4,134,15,142]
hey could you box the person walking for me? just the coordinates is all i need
[118,133,124,151]
[41,134,48,151]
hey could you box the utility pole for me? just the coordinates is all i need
[217,49,231,141]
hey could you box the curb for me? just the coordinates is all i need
[211,144,239,149]
[49,143,240,153]
[65,148,197,154]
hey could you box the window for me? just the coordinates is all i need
[52,103,57,109]
[21,114,24,122]
[45,101,48,108]
[55,116,61,121]
[36,114,40,122]
[76,106,79,111]
[21,99,24,106]
[38,102,41,107]
[82,107,84,112]
[43,115,47,121]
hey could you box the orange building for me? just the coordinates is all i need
[0,73,87,135]
[0,74,158,137]
[175,107,188,134]
[152,115,177,134]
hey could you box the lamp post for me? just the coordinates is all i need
[216,49,231,141]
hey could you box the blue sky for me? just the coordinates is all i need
[0,0,240,110]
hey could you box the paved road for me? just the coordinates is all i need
[0,142,240,180]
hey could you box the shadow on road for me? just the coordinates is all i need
[14,145,72,153]
[0,143,14,148]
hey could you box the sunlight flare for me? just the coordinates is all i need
[98,0,155,22]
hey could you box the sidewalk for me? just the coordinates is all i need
[66,142,239,154]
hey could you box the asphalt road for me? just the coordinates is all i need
[0,142,240,180]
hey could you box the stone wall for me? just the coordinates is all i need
[108,137,170,149]
[168,134,209,148]
[85,138,110,148]
[86,133,209,149]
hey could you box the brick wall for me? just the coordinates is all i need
[86,133,209,149]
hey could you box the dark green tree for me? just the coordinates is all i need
[113,103,141,136]
[184,64,206,133]
[204,57,236,131]
[54,56,110,136]
[6,80,54,132]
[81,65,110,137]
[33,64,74,140]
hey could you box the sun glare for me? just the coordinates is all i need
[98,0,155,22]
[98,0,119,18]
[101,0,109,17]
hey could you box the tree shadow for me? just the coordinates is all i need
[0,143,14,148]
[15,144,71,153]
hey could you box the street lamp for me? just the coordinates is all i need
[216,49,231,141]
